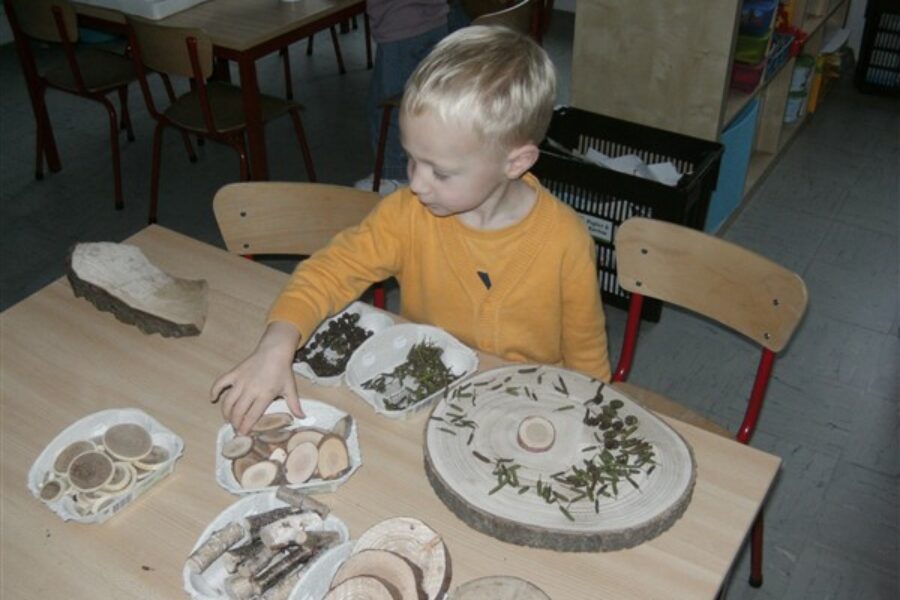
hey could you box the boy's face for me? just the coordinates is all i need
[400,110,513,219]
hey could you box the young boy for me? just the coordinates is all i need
[212,26,611,434]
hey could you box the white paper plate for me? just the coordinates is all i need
[182,492,350,600]
[345,323,479,419]
[292,301,395,387]
[27,408,184,524]
[215,400,361,495]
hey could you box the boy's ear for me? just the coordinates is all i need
[504,143,540,179]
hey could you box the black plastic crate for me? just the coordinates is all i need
[533,106,724,321]
[855,0,900,96]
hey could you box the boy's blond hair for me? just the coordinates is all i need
[401,25,556,150]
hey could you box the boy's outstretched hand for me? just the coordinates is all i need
[210,321,305,435]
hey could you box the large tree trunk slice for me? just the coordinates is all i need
[424,365,696,552]
[353,517,450,600]
[448,575,551,600]
[67,242,207,337]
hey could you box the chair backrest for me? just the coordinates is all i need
[6,0,78,44]
[615,217,807,353]
[213,182,380,256]
[471,0,538,39]
[613,217,808,444]
[128,17,214,80]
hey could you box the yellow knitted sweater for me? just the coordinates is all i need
[268,174,611,381]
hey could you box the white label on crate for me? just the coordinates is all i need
[579,214,614,244]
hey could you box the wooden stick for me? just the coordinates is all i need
[275,486,331,517]
[186,521,246,574]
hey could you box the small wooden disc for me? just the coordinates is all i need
[103,423,153,461]
[67,451,115,492]
[317,434,351,480]
[40,478,67,502]
[232,454,258,483]
[284,442,319,485]
[251,413,294,433]
[258,428,292,444]
[324,576,397,600]
[449,576,550,600]
[53,440,96,475]
[102,462,136,493]
[517,416,556,453]
[222,435,254,459]
[241,460,281,489]
[331,549,422,600]
[286,428,326,452]
[353,517,450,600]
[133,445,169,470]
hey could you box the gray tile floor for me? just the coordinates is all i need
[1,12,897,600]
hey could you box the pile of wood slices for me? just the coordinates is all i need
[40,422,169,517]
[186,487,340,600]
[324,517,451,600]
[223,413,353,489]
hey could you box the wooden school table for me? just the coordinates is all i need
[0,226,781,599]
[70,0,369,180]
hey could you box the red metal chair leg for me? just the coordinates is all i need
[289,109,317,182]
[372,104,393,192]
[117,86,135,141]
[373,284,386,309]
[280,47,294,100]
[749,513,764,587]
[100,97,124,210]
[148,122,164,224]
[328,26,346,75]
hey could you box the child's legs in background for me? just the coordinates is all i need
[368,24,448,180]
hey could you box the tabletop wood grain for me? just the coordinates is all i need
[0,226,781,599]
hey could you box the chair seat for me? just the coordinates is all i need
[165,81,302,134]
[44,48,135,93]
[610,381,733,439]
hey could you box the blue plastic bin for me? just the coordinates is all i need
[705,98,760,232]
[739,0,779,36]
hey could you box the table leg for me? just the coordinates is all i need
[236,56,269,181]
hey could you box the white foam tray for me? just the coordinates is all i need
[215,399,361,495]
[27,407,184,524]
[292,301,394,387]
[345,323,479,419]
[182,492,350,600]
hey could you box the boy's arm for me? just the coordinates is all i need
[211,321,303,435]
[268,194,406,342]
[560,235,612,382]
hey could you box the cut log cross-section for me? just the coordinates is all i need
[317,435,350,480]
[67,242,208,337]
[353,517,450,600]
[330,549,423,600]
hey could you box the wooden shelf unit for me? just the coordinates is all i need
[571,0,850,224]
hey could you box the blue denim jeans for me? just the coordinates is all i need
[369,23,448,180]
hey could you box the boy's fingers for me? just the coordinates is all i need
[285,393,305,419]
[239,397,270,436]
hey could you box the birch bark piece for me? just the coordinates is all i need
[317,434,350,480]
[103,423,153,461]
[324,576,399,600]
[448,575,551,600]
[330,549,422,600]
[67,450,115,492]
[53,440,96,475]
[353,517,450,600]
[424,365,696,552]
[284,442,319,485]
[252,413,295,433]
[223,436,254,459]
[66,242,207,337]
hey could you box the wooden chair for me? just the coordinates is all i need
[213,182,386,308]
[5,0,137,210]
[127,18,317,224]
[371,0,541,192]
[611,217,808,591]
